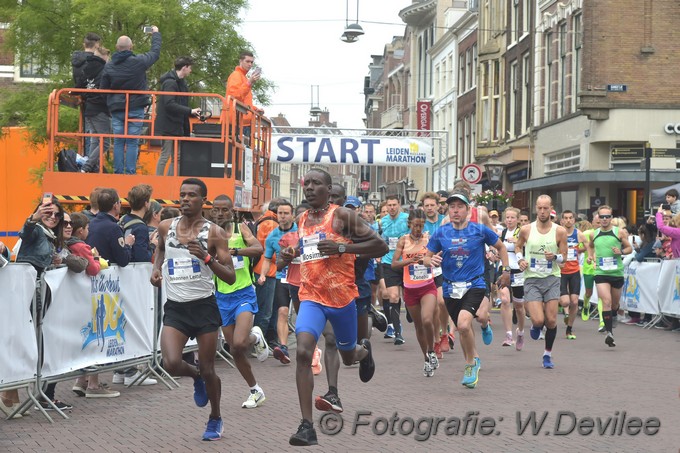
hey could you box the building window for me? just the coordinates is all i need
[465,48,472,91]
[559,22,567,117]
[522,0,530,36]
[545,31,553,122]
[492,60,501,141]
[470,112,476,163]
[509,60,518,139]
[465,115,472,163]
[522,52,530,133]
[573,13,582,113]
[472,44,477,88]
[511,0,519,44]
[459,52,466,92]
[480,62,490,141]
[458,118,465,168]
[544,148,580,175]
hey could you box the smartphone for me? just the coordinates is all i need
[42,192,53,205]
[662,203,671,210]
[143,26,154,33]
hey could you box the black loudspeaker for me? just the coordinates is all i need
[179,141,225,178]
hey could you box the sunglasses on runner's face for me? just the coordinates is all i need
[599,215,612,219]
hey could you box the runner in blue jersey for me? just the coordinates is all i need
[424,190,510,389]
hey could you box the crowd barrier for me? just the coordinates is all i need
[0,262,233,422]
[2,259,678,421]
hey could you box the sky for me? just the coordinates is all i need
[239,0,412,130]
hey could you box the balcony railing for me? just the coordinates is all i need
[381,104,404,129]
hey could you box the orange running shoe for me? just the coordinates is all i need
[439,334,450,353]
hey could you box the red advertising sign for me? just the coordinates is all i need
[360,181,370,191]
[416,100,431,137]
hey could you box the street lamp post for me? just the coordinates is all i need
[405,179,420,210]
[368,192,381,209]
[484,155,505,211]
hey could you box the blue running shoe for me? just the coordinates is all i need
[202,416,223,441]
[384,324,395,339]
[193,377,208,407]
[461,364,479,388]
[481,324,493,345]
[530,325,542,340]
[542,354,554,369]
[474,356,481,371]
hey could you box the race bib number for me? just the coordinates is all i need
[448,281,471,300]
[598,256,617,271]
[567,248,578,261]
[388,237,399,251]
[511,272,524,287]
[232,255,245,270]
[301,233,328,263]
[530,258,552,273]
[433,266,443,277]
[167,257,201,282]
[409,264,431,281]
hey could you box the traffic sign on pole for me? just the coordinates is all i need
[461,164,482,184]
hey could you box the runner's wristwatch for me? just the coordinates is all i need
[502,266,511,273]
[337,244,346,254]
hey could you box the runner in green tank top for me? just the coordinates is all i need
[586,205,632,348]
[580,213,600,321]
[211,195,272,410]
[515,195,568,369]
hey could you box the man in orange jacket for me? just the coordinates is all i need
[226,50,264,140]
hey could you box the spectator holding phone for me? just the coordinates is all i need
[656,205,680,258]
[226,50,264,141]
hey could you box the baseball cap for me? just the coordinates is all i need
[344,196,362,209]
[446,190,470,206]
[489,210,499,217]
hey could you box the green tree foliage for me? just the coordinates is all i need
[0,0,274,142]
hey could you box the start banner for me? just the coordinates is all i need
[272,134,433,166]
[42,264,155,378]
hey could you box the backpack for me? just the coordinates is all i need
[118,216,145,232]
[57,149,79,172]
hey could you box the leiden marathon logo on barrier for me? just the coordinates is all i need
[80,274,127,357]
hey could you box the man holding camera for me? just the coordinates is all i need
[155,56,201,176]
[226,50,264,141]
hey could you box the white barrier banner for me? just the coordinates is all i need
[622,261,660,315]
[272,134,433,166]
[42,264,155,378]
[658,259,680,317]
[0,264,38,384]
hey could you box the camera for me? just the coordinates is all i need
[143,26,154,34]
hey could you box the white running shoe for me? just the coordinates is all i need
[428,351,439,370]
[242,389,266,408]
[125,371,157,386]
[423,361,434,377]
[251,326,269,362]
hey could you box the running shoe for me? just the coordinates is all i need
[394,333,405,345]
[315,391,343,413]
[474,356,481,370]
[311,346,323,375]
[428,351,439,370]
[384,324,395,339]
[433,341,443,359]
[598,323,605,333]
[530,325,541,340]
[251,326,269,362]
[502,332,514,347]
[202,416,223,441]
[193,377,208,407]
[566,331,576,340]
[542,354,554,369]
[423,361,434,377]
[370,306,388,332]
[461,364,479,388]
[273,345,291,364]
[581,303,591,321]
[440,334,450,352]
[35,399,73,411]
[605,332,616,347]
[481,324,493,345]
[448,333,455,351]
[289,419,318,446]
[242,389,266,408]
[515,329,524,351]
[358,339,375,382]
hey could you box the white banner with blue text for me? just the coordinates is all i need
[0,264,38,385]
[621,260,661,315]
[272,134,433,166]
[41,264,155,378]
[657,259,680,317]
